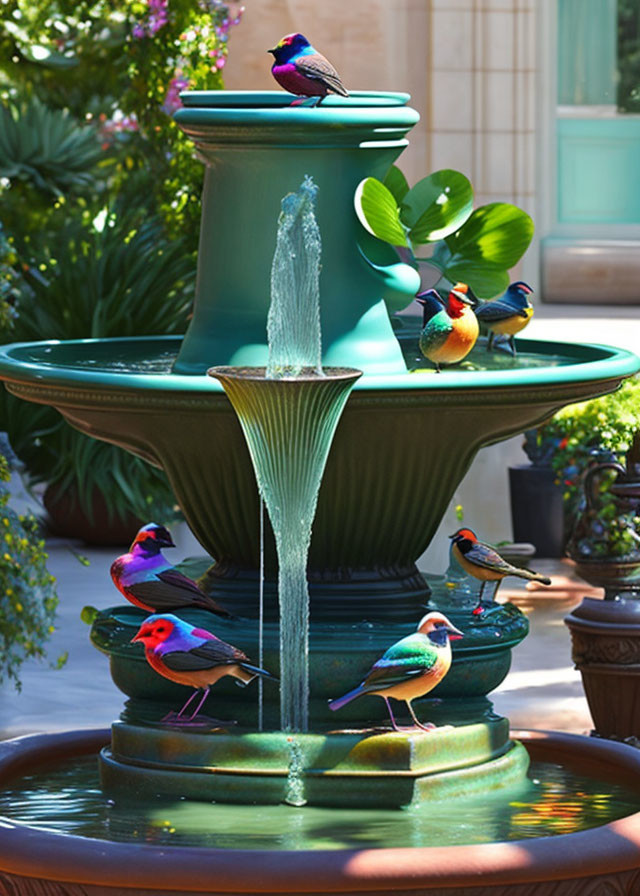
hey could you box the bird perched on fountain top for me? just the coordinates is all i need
[111,523,231,618]
[415,283,479,372]
[132,613,277,722]
[450,527,551,615]
[474,281,534,355]
[329,612,463,731]
[268,33,349,104]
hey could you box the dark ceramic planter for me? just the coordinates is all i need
[2,729,640,895]
[508,464,565,557]
[565,559,640,739]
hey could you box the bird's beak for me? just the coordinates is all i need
[131,632,143,643]
[267,47,277,54]
[447,624,464,640]
[451,289,473,305]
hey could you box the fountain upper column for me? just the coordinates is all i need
[172,91,421,375]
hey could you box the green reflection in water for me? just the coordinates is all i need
[1,757,639,850]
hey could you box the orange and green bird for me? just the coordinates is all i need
[328,611,463,731]
[415,284,479,372]
[475,281,534,355]
[450,527,551,615]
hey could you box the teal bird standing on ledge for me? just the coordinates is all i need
[415,284,479,372]
[475,281,534,355]
[450,527,551,615]
[328,612,463,731]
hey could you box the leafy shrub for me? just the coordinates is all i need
[0,454,61,688]
[525,377,640,557]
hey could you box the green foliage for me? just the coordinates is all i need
[527,377,640,558]
[0,454,61,689]
[0,94,104,196]
[0,211,193,523]
[355,165,534,300]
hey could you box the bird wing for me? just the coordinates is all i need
[160,638,247,672]
[360,635,438,692]
[463,542,516,575]
[475,299,522,322]
[126,570,231,616]
[294,54,348,96]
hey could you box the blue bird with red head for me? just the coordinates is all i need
[132,613,277,722]
[111,523,231,618]
[268,33,349,105]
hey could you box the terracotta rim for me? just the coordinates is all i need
[1,728,640,892]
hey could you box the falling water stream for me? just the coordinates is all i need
[209,177,361,737]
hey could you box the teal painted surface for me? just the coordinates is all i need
[557,118,640,223]
[557,0,617,105]
[172,91,421,376]
[0,335,637,391]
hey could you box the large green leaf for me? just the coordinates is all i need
[383,165,410,204]
[400,169,473,244]
[438,260,510,299]
[354,177,408,247]
[445,202,534,268]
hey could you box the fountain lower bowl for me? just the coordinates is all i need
[2,729,640,895]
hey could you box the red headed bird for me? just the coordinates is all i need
[132,613,277,722]
[450,528,551,615]
[111,523,231,618]
[415,283,479,372]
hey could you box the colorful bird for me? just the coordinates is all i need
[328,611,463,731]
[132,613,277,722]
[268,33,349,105]
[415,284,480,372]
[474,281,534,355]
[111,523,231,618]
[450,527,551,615]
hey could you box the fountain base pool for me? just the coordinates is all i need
[2,729,640,895]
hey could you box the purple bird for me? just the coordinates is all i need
[268,33,349,105]
[132,613,277,722]
[111,522,231,618]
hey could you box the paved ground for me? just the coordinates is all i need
[0,525,598,740]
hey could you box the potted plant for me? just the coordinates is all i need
[530,376,640,738]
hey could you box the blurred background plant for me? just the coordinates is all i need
[0,0,244,539]
[523,376,640,558]
[0,452,63,688]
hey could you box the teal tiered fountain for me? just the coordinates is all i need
[1,91,640,895]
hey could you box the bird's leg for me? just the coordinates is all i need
[314,95,324,107]
[435,362,441,374]
[163,688,201,721]
[407,701,436,732]
[384,697,402,732]
[186,686,211,721]
[487,331,495,352]
[508,335,517,356]
[472,581,486,616]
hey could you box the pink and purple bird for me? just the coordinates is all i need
[268,33,349,104]
[111,523,231,618]
[132,613,278,722]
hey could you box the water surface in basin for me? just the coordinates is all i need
[14,340,591,377]
[1,756,639,850]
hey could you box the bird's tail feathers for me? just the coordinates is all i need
[240,662,279,682]
[329,685,364,712]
